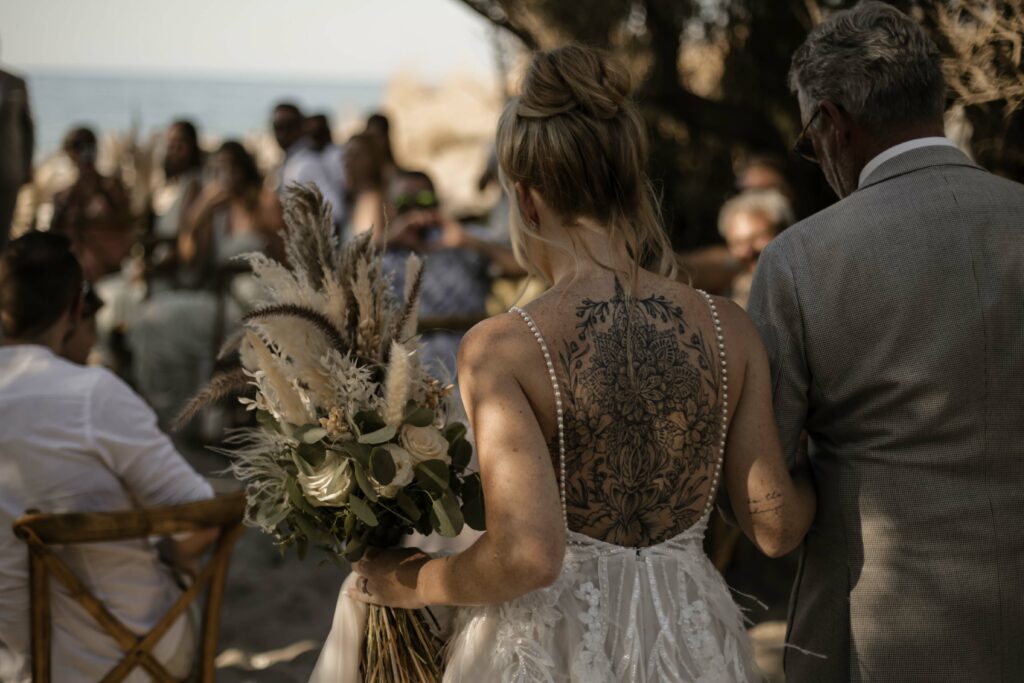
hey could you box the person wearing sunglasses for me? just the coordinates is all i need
[381,170,523,381]
[748,3,1024,681]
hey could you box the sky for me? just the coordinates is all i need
[0,0,497,81]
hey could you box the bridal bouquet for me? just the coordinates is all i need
[179,185,484,682]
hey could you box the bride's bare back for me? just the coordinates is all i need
[541,276,724,546]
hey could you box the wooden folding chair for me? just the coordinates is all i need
[12,492,245,683]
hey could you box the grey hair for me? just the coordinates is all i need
[789,1,946,132]
[718,189,795,237]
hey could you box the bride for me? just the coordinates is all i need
[336,44,816,682]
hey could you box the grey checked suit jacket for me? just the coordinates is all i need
[748,145,1024,682]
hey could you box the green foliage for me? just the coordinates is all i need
[349,495,379,526]
[359,425,397,444]
[370,447,397,485]
[404,405,436,427]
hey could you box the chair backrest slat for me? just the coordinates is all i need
[14,495,245,544]
[12,491,245,683]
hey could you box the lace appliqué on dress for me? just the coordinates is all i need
[573,578,613,682]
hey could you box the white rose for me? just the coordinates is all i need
[400,424,451,466]
[373,444,416,498]
[296,451,354,507]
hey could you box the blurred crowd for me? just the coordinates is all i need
[1,81,807,438]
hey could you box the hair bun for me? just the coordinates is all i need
[517,45,631,120]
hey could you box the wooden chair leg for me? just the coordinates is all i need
[199,522,245,682]
[28,547,51,683]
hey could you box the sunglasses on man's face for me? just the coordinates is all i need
[394,191,439,214]
[792,106,822,164]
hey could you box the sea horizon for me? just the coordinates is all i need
[19,66,386,159]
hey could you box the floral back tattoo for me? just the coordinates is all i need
[555,279,723,547]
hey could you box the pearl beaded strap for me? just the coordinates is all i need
[510,306,569,531]
[696,290,729,519]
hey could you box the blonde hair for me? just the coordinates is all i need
[496,45,677,292]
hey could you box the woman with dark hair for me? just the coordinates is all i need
[177,140,283,280]
[151,119,204,241]
[50,126,133,281]
[342,132,386,242]
[131,141,284,426]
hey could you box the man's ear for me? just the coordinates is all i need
[514,182,540,227]
[820,100,852,147]
[67,290,84,329]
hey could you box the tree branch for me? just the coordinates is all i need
[454,0,540,50]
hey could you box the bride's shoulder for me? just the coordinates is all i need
[457,312,536,377]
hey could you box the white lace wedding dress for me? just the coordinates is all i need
[309,292,759,682]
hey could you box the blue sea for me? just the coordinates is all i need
[22,68,385,159]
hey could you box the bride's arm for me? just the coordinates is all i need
[351,315,567,608]
[720,301,817,558]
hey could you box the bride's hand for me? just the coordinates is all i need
[346,547,431,609]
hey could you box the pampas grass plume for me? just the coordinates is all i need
[383,341,411,426]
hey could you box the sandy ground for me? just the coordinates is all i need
[181,443,344,682]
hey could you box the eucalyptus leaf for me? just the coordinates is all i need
[450,438,472,471]
[443,422,467,444]
[295,443,326,468]
[259,504,291,530]
[354,410,385,433]
[343,511,356,537]
[461,473,486,531]
[369,447,396,485]
[404,406,435,427]
[396,491,422,522]
[415,460,450,495]
[352,461,379,502]
[430,494,463,537]
[358,425,397,444]
[348,495,379,527]
[441,489,465,535]
[256,410,282,433]
[414,508,434,536]
[286,478,319,516]
[336,442,371,469]
[343,536,366,562]
[297,426,329,444]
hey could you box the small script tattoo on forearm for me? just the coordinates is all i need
[749,490,784,516]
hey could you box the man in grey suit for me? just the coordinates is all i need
[0,56,34,248]
[748,3,1024,681]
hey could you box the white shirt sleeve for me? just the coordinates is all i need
[86,370,213,508]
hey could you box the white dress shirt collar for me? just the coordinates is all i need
[858,137,958,189]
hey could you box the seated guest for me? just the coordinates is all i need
[717,188,793,308]
[381,170,522,379]
[177,140,284,280]
[132,141,284,425]
[91,120,206,373]
[152,119,204,242]
[281,113,345,229]
[50,126,133,281]
[364,111,402,183]
[735,154,795,203]
[0,232,215,683]
[271,102,307,196]
[343,132,387,241]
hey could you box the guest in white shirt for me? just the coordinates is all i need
[0,232,215,683]
[272,101,309,193]
[282,113,346,230]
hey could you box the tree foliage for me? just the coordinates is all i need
[458,0,1024,247]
